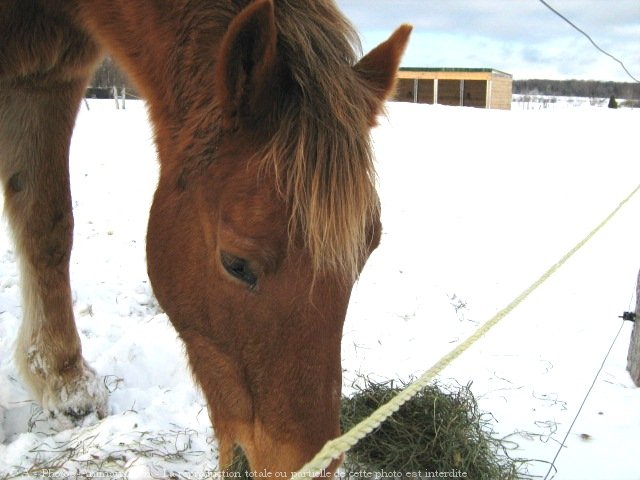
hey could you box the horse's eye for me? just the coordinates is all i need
[220,251,257,288]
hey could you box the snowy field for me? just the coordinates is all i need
[1,98,639,479]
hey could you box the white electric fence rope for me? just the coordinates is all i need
[293,182,640,478]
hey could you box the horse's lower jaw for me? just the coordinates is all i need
[235,423,343,479]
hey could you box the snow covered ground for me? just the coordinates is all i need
[1,98,639,479]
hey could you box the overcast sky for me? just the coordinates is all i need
[335,0,640,82]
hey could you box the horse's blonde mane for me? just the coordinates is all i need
[259,0,381,280]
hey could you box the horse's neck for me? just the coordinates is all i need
[69,0,236,153]
[73,4,222,111]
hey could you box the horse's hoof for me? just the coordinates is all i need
[42,361,108,429]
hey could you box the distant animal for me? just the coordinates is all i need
[0,0,410,474]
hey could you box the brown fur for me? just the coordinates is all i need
[0,0,410,474]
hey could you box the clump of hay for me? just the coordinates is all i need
[340,378,521,479]
[228,378,522,479]
[228,446,251,480]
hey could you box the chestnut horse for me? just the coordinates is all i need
[0,0,410,475]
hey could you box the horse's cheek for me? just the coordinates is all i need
[147,189,203,324]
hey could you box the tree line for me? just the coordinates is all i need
[87,57,138,98]
[513,79,639,100]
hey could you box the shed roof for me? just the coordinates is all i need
[400,67,511,76]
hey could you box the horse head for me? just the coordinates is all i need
[146,0,411,474]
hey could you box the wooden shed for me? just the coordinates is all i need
[393,68,513,110]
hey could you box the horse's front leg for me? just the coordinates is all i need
[0,75,108,426]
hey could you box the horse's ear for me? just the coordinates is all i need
[354,24,412,122]
[215,0,281,128]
